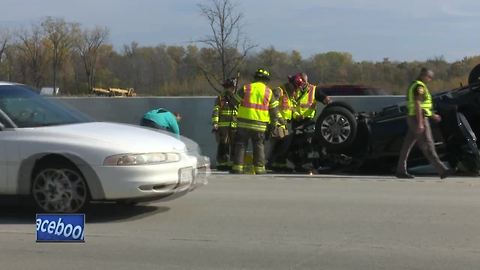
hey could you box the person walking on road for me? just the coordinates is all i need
[396,68,451,179]
[229,68,280,174]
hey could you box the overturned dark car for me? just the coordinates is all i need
[309,65,480,175]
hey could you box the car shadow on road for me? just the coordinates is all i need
[0,202,170,225]
[85,203,170,223]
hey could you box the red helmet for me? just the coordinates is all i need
[292,73,306,88]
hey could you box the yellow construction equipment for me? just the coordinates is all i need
[92,87,136,97]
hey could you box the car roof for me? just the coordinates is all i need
[318,84,376,90]
[0,82,18,86]
[318,84,387,94]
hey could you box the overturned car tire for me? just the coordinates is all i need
[316,106,357,151]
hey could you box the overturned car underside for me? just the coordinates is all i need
[293,64,480,175]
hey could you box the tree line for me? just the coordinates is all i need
[0,17,478,96]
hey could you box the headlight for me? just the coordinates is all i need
[103,152,181,166]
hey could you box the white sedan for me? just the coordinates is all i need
[0,82,208,213]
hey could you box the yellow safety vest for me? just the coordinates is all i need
[277,86,294,121]
[236,82,275,131]
[293,84,317,119]
[407,80,433,117]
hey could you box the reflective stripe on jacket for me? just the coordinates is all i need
[236,82,278,132]
[212,94,238,128]
[276,86,294,121]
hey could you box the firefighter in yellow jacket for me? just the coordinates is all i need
[267,76,295,171]
[212,78,238,170]
[291,73,331,129]
[229,68,280,174]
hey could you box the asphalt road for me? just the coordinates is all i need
[1,173,480,270]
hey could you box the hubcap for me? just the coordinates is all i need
[320,114,352,144]
[32,168,87,212]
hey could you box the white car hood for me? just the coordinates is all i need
[27,122,186,153]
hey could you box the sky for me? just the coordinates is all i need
[1,0,480,62]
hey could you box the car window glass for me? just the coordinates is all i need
[0,112,12,129]
[0,85,92,128]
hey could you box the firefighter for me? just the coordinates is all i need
[396,68,451,179]
[229,68,280,174]
[284,73,331,172]
[267,75,296,171]
[291,73,331,129]
[212,78,238,171]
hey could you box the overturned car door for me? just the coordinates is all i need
[438,106,480,174]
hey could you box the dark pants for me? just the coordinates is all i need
[233,127,266,173]
[215,127,235,167]
[273,118,315,166]
[396,117,448,175]
[291,118,315,130]
[268,132,293,167]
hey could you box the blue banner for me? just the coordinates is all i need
[36,214,85,242]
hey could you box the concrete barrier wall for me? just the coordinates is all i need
[53,95,405,165]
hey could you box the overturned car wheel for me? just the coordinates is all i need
[316,106,357,151]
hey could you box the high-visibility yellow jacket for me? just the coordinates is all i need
[293,84,317,120]
[407,80,433,117]
[211,93,237,128]
[275,83,294,121]
[232,81,279,132]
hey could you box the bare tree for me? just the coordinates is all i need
[0,28,12,80]
[0,28,11,64]
[122,42,142,90]
[42,17,78,94]
[197,0,255,92]
[75,26,109,92]
[16,24,48,88]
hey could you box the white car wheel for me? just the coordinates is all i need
[32,166,88,213]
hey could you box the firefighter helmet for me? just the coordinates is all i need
[254,68,270,81]
[292,73,306,88]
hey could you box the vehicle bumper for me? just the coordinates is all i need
[92,154,209,200]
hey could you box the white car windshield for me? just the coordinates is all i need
[0,84,93,128]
